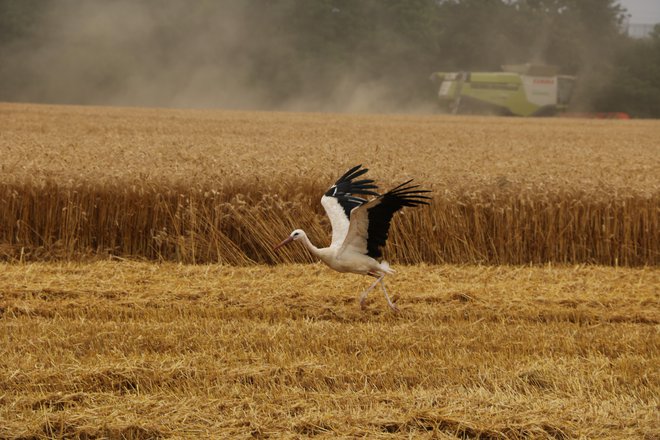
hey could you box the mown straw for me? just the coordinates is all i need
[0,262,657,438]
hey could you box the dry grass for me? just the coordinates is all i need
[1,103,659,265]
[0,262,658,439]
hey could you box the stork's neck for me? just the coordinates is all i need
[300,232,322,259]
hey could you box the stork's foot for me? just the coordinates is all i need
[359,296,368,310]
[387,300,400,313]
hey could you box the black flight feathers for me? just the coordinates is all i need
[325,164,380,218]
[326,165,431,258]
[380,179,432,208]
[365,180,431,259]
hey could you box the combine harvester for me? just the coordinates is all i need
[430,63,629,118]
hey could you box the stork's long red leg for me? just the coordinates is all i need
[380,280,399,312]
[359,274,384,309]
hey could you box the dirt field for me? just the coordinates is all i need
[0,262,657,439]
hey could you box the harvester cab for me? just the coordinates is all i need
[430,64,576,116]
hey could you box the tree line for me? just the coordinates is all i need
[0,0,658,117]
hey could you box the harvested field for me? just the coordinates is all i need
[0,262,658,439]
[1,103,659,265]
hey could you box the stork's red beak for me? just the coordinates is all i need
[273,236,294,251]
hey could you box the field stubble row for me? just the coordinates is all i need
[1,103,659,265]
[0,262,658,438]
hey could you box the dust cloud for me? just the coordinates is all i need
[0,1,435,113]
[1,1,631,114]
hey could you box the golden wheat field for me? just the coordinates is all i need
[1,262,658,439]
[1,103,659,265]
[0,103,659,439]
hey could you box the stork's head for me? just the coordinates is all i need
[273,229,305,251]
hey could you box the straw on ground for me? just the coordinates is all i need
[0,262,657,439]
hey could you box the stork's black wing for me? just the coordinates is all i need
[324,164,380,217]
[340,179,431,259]
[321,165,380,247]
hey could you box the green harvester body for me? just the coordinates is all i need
[431,64,575,116]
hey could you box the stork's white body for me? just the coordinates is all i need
[293,231,394,275]
[274,165,429,311]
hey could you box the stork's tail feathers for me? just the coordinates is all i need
[380,261,395,275]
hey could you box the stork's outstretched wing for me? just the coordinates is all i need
[339,180,431,258]
[321,164,380,247]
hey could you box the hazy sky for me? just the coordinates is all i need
[618,0,660,24]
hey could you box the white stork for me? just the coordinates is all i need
[274,164,431,311]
